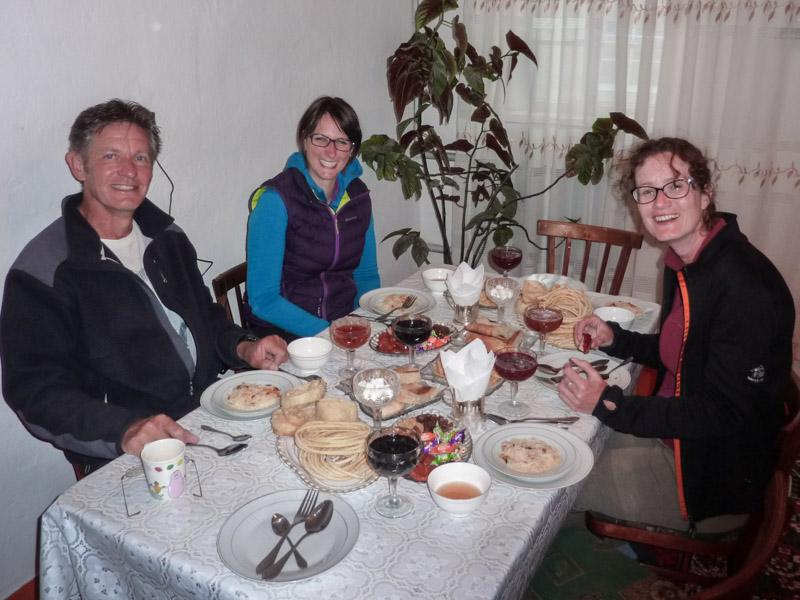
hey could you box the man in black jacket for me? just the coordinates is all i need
[0,99,288,475]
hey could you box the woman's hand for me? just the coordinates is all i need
[557,357,616,413]
[573,315,615,352]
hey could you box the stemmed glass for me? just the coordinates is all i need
[351,368,401,430]
[523,307,563,352]
[391,314,432,367]
[330,316,372,378]
[366,427,422,518]
[484,277,521,323]
[490,246,523,276]
[494,346,538,418]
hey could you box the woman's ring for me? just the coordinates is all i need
[568,381,574,387]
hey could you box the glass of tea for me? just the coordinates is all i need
[490,245,523,276]
[523,307,563,352]
[366,427,422,518]
[352,368,401,430]
[391,314,433,367]
[494,346,538,418]
[329,315,372,378]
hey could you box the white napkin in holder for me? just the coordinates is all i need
[440,339,495,433]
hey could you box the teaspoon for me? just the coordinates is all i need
[189,442,248,456]
[200,424,252,442]
[262,500,334,579]
[269,513,308,569]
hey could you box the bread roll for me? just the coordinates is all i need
[394,365,422,385]
[398,382,438,405]
[466,316,518,341]
[271,404,316,436]
[315,397,358,422]
[282,378,326,409]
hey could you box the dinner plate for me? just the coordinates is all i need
[336,378,446,420]
[473,424,594,490]
[478,424,578,482]
[523,273,587,291]
[217,490,359,581]
[358,287,436,317]
[367,328,455,356]
[534,351,631,392]
[200,371,302,421]
[276,436,379,493]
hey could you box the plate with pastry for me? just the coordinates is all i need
[338,365,445,420]
[369,321,458,355]
[358,287,436,317]
[276,396,380,493]
[200,371,302,421]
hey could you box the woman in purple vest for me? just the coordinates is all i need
[245,96,380,340]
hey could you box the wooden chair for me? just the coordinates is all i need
[537,220,644,295]
[586,373,800,598]
[211,261,251,328]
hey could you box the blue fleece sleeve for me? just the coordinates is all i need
[246,189,331,337]
[353,214,381,309]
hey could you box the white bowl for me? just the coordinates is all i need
[287,337,333,372]
[593,306,635,330]
[427,462,491,516]
[422,268,452,294]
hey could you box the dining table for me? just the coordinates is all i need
[39,267,661,600]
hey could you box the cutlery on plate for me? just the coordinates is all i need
[374,294,417,323]
[199,424,252,442]
[256,489,318,575]
[551,356,634,384]
[278,367,322,382]
[267,513,309,569]
[188,442,248,456]
[486,413,580,425]
[536,358,609,375]
[262,499,334,580]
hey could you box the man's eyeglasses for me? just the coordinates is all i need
[631,178,695,204]
[308,134,353,152]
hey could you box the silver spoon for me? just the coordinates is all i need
[188,442,248,456]
[278,366,322,382]
[200,424,252,442]
[262,500,334,580]
[268,513,309,569]
[537,358,609,375]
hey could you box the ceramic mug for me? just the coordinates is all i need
[140,438,186,500]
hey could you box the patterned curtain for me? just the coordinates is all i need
[464,0,800,369]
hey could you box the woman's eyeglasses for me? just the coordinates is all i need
[308,134,353,152]
[631,178,695,204]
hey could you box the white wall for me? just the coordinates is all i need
[0,1,420,595]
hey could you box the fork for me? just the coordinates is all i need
[375,294,417,323]
[551,356,634,384]
[486,413,580,425]
[255,489,319,574]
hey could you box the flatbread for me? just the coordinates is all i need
[226,383,281,412]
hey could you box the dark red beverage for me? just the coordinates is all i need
[367,432,422,477]
[490,246,523,272]
[524,308,563,333]
[331,323,371,349]
[392,317,432,347]
[495,351,538,381]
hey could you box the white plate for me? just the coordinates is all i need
[524,273,587,291]
[479,425,578,482]
[200,371,302,421]
[534,351,631,392]
[473,424,594,490]
[359,287,436,317]
[276,436,379,493]
[217,490,358,582]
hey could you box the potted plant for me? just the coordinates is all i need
[359,0,647,267]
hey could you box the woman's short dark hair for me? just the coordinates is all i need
[296,96,362,165]
[69,99,162,162]
[615,137,717,230]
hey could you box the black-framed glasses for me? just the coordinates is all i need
[631,178,695,204]
[308,133,353,152]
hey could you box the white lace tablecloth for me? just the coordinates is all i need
[39,270,660,600]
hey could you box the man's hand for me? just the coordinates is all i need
[237,334,289,370]
[573,315,615,352]
[121,414,199,456]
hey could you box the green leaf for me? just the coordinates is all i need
[415,0,458,29]
[493,226,514,247]
[452,15,468,56]
[505,30,537,65]
[411,236,430,266]
[489,118,509,148]
[470,104,491,123]
[489,46,503,78]
[462,66,485,96]
[485,134,512,167]
[391,230,418,259]
[381,228,412,243]
[444,139,475,153]
[455,82,485,107]
[610,112,649,140]
[466,211,492,230]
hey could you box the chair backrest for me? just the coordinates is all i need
[537,220,644,295]
[211,261,250,328]
[693,372,800,599]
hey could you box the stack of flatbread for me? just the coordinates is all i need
[271,379,360,436]
[381,366,439,418]
[463,316,522,352]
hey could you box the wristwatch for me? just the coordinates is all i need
[239,333,260,344]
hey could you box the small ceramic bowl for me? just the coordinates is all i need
[593,306,636,330]
[422,268,452,294]
[427,462,491,516]
[287,337,333,372]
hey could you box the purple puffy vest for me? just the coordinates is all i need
[260,168,372,321]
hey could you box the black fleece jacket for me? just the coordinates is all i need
[1,193,251,468]
[595,213,794,522]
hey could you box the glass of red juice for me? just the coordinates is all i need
[330,315,372,378]
[494,346,538,418]
[391,314,433,367]
[490,246,523,276]
[524,307,563,352]
[367,427,422,518]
